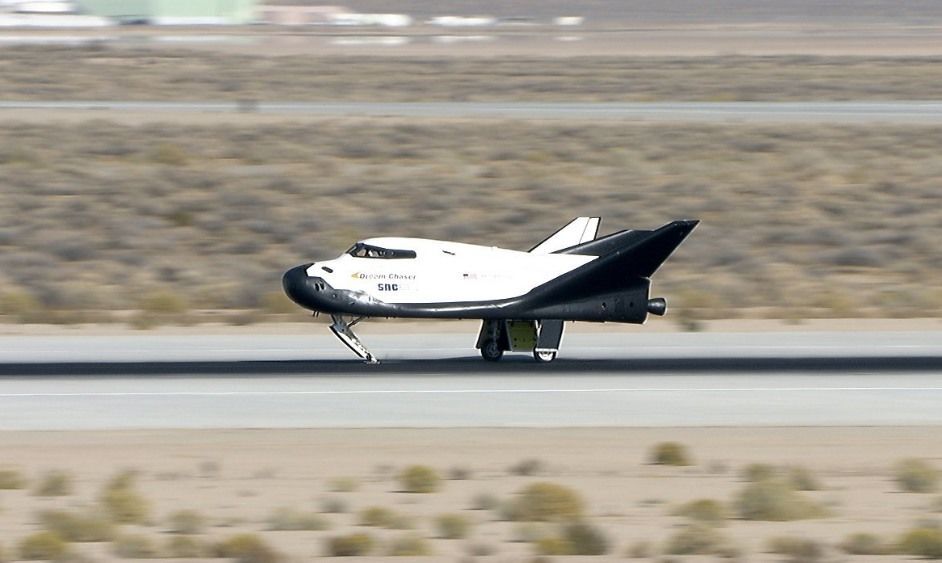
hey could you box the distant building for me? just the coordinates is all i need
[10,1,75,13]
[329,12,410,27]
[553,16,584,26]
[427,15,496,27]
[259,5,347,25]
[0,0,114,26]
[76,0,257,25]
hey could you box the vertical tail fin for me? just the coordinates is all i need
[529,217,601,254]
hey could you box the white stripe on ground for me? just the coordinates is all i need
[3,386,942,398]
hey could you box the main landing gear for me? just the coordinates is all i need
[533,349,557,363]
[476,319,564,363]
[329,314,378,364]
[480,339,504,362]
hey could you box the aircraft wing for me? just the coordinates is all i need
[528,217,601,254]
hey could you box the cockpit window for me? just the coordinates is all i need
[345,243,416,259]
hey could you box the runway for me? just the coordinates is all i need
[3,101,942,123]
[1,331,940,429]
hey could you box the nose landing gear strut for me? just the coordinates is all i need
[329,314,378,364]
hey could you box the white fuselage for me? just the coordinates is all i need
[306,237,596,304]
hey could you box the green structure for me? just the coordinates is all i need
[77,0,257,24]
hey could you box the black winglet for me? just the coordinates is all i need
[527,220,699,305]
[623,220,699,278]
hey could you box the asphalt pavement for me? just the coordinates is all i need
[1,331,940,429]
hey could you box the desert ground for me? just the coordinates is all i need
[1,427,941,561]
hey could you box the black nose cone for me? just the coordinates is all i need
[282,264,313,307]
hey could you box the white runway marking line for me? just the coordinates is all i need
[3,387,942,398]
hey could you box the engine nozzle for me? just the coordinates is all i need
[647,297,667,316]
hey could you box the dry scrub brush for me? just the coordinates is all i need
[735,478,827,521]
[2,121,941,322]
[99,470,150,524]
[895,458,940,493]
[17,532,68,561]
[2,47,942,102]
[766,535,825,563]
[504,482,585,522]
[267,507,330,531]
[398,465,441,493]
[358,506,412,529]
[32,470,72,497]
[650,442,692,466]
[213,534,281,563]
[39,509,114,542]
[0,469,27,489]
[672,499,728,526]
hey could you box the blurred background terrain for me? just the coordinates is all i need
[1,0,941,327]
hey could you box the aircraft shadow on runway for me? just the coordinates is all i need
[1,356,941,378]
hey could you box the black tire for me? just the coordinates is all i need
[533,350,557,363]
[481,340,504,362]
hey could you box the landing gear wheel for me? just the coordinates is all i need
[481,340,504,362]
[533,350,557,363]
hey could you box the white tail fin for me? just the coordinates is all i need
[529,217,601,254]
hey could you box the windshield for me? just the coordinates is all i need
[345,243,416,259]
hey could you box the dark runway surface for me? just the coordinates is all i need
[2,354,942,377]
[1,331,940,429]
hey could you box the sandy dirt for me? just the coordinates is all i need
[0,427,939,560]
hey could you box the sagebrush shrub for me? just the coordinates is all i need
[650,442,692,466]
[33,470,72,497]
[741,463,777,482]
[214,534,281,563]
[840,532,888,555]
[358,506,397,528]
[564,522,609,555]
[112,534,158,558]
[895,458,939,493]
[399,465,440,493]
[167,509,205,534]
[0,468,26,489]
[39,509,114,542]
[510,458,545,476]
[267,507,328,531]
[326,533,373,557]
[386,534,432,556]
[665,523,726,555]
[898,527,942,558]
[18,532,68,561]
[788,465,821,491]
[165,535,205,558]
[509,482,584,522]
[767,536,825,563]
[436,513,471,539]
[735,479,825,521]
[672,499,728,525]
